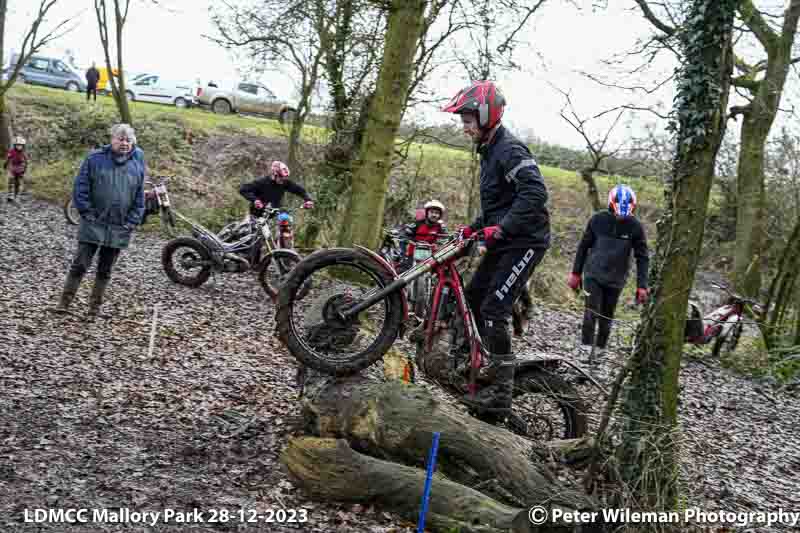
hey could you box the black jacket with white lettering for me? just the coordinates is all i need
[572,210,649,289]
[471,125,551,250]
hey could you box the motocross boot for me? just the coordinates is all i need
[462,322,516,416]
[87,277,111,318]
[462,352,516,416]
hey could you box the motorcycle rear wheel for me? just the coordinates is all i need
[161,237,212,288]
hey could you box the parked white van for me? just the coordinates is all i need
[125,75,196,108]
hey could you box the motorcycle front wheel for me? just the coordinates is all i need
[711,320,743,358]
[259,250,309,300]
[63,197,80,225]
[275,249,405,376]
[161,237,213,287]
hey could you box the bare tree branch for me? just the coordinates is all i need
[632,0,676,36]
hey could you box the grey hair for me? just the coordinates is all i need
[110,123,137,145]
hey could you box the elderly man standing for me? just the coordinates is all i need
[54,124,145,318]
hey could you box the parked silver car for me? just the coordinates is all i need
[7,53,86,92]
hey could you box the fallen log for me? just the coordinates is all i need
[296,373,595,511]
[282,437,583,533]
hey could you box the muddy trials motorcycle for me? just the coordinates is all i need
[65,175,177,235]
[277,232,594,441]
[161,207,308,299]
[684,282,762,357]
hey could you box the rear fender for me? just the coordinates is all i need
[353,245,409,328]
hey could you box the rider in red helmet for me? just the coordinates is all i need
[239,160,314,216]
[443,80,551,418]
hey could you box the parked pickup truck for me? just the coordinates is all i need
[196,81,296,123]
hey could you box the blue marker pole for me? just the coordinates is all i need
[417,432,441,533]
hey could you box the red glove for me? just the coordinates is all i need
[481,225,504,247]
[254,199,264,209]
[567,273,581,291]
[458,225,475,239]
[303,200,314,209]
[636,287,649,305]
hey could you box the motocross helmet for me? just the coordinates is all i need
[271,160,290,179]
[608,184,637,217]
[442,80,506,130]
[423,199,444,222]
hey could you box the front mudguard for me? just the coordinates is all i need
[257,247,302,271]
[353,244,410,336]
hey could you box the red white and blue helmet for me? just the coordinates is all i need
[608,184,637,217]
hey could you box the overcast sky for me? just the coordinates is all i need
[6,0,800,149]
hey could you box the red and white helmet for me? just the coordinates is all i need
[442,80,506,130]
[271,160,290,178]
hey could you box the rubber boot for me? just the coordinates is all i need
[53,273,84,314]
[87,277,111,318]
[462,352,516,416]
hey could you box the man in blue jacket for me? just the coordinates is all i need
[54,124,145,318]
[443,80,550,417]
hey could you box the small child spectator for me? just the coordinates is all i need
[4,136,28,203]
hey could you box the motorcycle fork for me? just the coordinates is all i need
[422,262,483,395]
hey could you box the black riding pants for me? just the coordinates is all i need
[69,242,121,281]
[465,246,546,354]
[581,277,622,348]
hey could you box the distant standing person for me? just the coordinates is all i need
[4,136,28,203]
[85,62,100,102]
[568,184,650,358]
[54,124,145,318]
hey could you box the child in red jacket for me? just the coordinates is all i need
[398,200,447,272]
[4,136,28,203]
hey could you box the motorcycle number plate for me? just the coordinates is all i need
[414,248,432,261]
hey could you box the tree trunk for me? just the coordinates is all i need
[113,0,131,124]
[615,0,736,514]
[763,217,800,349]
[0,96,11,150]
[0,0,9,151]
[338,0,428,248]
[96,0,132,124]
[733,0,800,298]
[579,168,602,212]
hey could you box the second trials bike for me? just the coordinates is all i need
[276,232,589,441]
[684,282,762,357]
[161,207,308,298]
[65,175,177,235]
